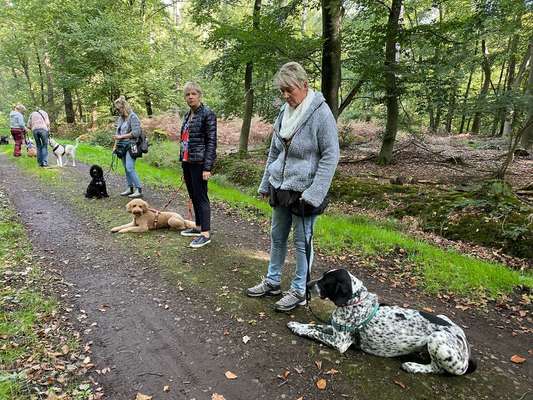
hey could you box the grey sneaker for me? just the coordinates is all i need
[274,288,306,311]
[120,187,133,196]
[246,278,281,297]
[181,228,202,237]
[190,235,211,248]
[128,188,143,198]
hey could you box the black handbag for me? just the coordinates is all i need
[113,142,129,158]
[268,184,328,217]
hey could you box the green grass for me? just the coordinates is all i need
[0,185,92,399]
[2,143,532,297]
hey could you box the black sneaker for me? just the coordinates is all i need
[190,235,211,248]
[246,278,282,297]
[181,228,202,237]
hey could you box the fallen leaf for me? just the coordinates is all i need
[135,394,152,400]
[422,307,434,313]
[225,371,237,380]
[511,355,526,364]
[296,397,303,400]
[61,345,70,355]
[325,368,339,375]
[212,394,226,400]
[314,360,322,370]
[242,335,250,344]
[163,385,170,392]
[316,378,327,390]
[393,379,406,389]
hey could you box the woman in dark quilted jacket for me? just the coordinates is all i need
[179,82,217,248]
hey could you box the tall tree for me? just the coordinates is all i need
[377,0,402,165]
[239,0,262,156]
[321,0,342,120]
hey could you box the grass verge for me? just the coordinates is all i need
[2,143,532,298]
[0,187,98,399]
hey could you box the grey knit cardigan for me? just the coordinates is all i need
[259,92,339,207]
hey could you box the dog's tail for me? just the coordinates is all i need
[184,219,196,229]
[464,358,477,374]
[74,136,81,149]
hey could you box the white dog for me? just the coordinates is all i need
[48,136,80,167]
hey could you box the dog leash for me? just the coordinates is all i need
[301,201,329,325]
[160,176,194,220]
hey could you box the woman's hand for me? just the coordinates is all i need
[112,135,121,141]
[202,171,211,181]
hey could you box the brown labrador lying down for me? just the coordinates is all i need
[111,199,196,233]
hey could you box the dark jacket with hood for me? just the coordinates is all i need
[180,104,217,171]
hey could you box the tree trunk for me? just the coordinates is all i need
[377,0,402,165]
[35,48,46,106]
[75,89,83,122]
[445,88,457,134]
[144,89,153,117]
[18,54,37,106]
[238,0,261,156]
[90,103,98,129]
[338,77,365,116]
[521,39,533,149]
[459,42,479,133]
[63,87,76,124]
[44,52,56,124]
[321,0,342,120]
[503,37,531,139]
[471,40,491,134]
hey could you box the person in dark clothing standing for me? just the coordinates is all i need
[179,82,217,248]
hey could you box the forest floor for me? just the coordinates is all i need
[0,144,531,399]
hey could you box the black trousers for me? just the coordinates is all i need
[182,162,211,232]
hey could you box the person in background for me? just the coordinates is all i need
[9,104,26,157]
[27,107,50,167]
[179,82,217,248]
[112,96,143,199]
[246,62,340,312]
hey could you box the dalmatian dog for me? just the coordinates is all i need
[287,269,477,375]
[49,135,80,167]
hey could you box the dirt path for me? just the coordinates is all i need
[0,154,531,400]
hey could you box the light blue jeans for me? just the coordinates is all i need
[121,151,142,189]
[33,129,49,166]
[266,206,318,295]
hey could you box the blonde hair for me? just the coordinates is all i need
[183,81,202,97]
[113,95,132,116]
[14,103,26,113]
[273,62,308,89]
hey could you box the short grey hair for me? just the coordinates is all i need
[273,62,308,89]
[183,81,202,97]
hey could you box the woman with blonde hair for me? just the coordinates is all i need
[9,104,26,157]
[112,96,143,198]
[178,81,217,248]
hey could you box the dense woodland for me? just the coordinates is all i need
[1,0,532,163]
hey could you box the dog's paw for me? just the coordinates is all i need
[287,321,304,334]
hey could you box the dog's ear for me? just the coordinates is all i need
[140,200,148,212]
[332,270,353,306]
[126,201,133,213]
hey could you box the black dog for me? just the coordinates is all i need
[85,165,109,199]
[0,136,9,145]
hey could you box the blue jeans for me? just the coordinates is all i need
[121,151,142,189]
[266,206,318,295]
[33,129,49,166]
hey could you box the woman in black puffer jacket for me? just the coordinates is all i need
[179,82,217,248]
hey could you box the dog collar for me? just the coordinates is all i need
[331,303,379,333]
